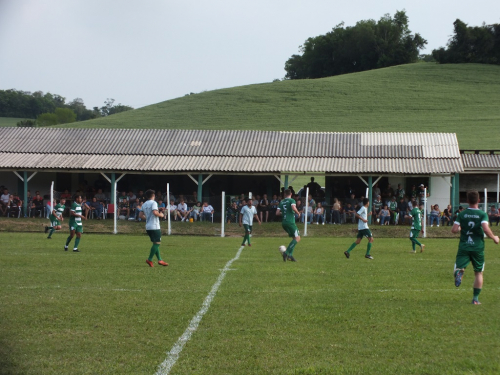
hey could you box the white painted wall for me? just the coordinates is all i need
[429,176,451,212]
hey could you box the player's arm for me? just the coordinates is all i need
[481,222,499,244]
[70,209,87,220]
[239,209,243,226]
[291,204,300,217]
[152,209,164,218]
[254,213,261,225]
[355,212,368,223]
[139,211,146,220]
[451,222,460,234]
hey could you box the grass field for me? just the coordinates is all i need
[0,117,26,127]
[1,233,500,374]
[63,63,500,150]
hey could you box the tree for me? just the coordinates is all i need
[284,10,427,80]
[99,98,133,116]
[37,113,58,127]
[432,20,500,64]
[54,108,77,124]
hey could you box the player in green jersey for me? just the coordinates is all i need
[45,198,66,239]
[276,189,301,262]
[344,198,374,260]
[65,195,86,252]
[452,191,499,304]
[408,202,425,253]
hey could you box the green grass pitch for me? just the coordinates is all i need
[1,233,500,374]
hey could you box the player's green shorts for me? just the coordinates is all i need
[282,222,300,238]
[243,224,252,233]
[455,249,485,273]
[410,229,420,239]
[70,225,83,233]
[51,219,61,227]
[357,229,373,239]
[147,229,162,243]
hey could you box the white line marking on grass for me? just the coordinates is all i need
[154,246,244,375]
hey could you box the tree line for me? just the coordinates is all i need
[284,11,499,80]
[0,89,133,127]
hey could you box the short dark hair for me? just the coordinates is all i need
[74,194,82,200]
[284,189,291,196]
[145,189,155,200]
[466,190,479,204]
[363,198,369,205]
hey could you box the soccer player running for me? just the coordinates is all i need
[344,198,374,259]
[65,195,86,252]
[408,201,425,253]
[45,198,66,239]
[239,199,261,247]
[452,190,499,304]
[139,189,169,267]
[276,189,301,262]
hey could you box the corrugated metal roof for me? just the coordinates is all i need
[0,128,463,174]
[0,153,463,174]
[462,153,500,170]
[0,128,460,158]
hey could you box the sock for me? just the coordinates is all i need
[48,228,55,238]
[366,242,372,256]
[286,239,297,256]
[411,241,416,251]
[65,236,72,246]
[473,288,481,302]
[346,242,357,253]
[247,233,251,245]
[242,233,249,245]
[155,244,162,261]
[148,244,156,261]
[74,237,80,249]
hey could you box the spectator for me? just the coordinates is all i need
[379,205,390,225]
[190,191,198,204]
[31,192,44,217]
[295,199,303,222]
[314,202,325,225]
[442,204,453,226]
[453,206,464,221]
[7,194,22,217]
[408,197,417,212]
[299,185,307,198]
[344,203,356,224]
[418,184,429,205]
[81,197,91,219]
[331,198,341,224]
[372,195,383,220]
[1,188,10,216]
[410,185,418,200]
[88,197,104,219]
[488,205,500,226]
[388,196,398,224]
[226,202,239,223]
[372,183,381,199]
[397,197,409,224]
[383,184,394,200]
[346,193,357,209]
[60,189,72,199]
[176,199,189,221]
[430,204,440,227]
[301,203,313,224]
[306,177,321,197]
[94,188,106,203]
[252,195,259,207]
[118,191,130,218]
[137,190,146,202]
[167,200,176,220]
[201,201,214,221]
[269,194,280,221]
[128,191,136,201]
[395,184,405,200]
[307,194,316,211]
[259,194,269,222]
[189,201,202,221]
[132,198,142,221]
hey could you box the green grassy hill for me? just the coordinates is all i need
[66,63,500,149]
[0,117,27,127]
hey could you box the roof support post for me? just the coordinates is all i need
[284,175,289,190]
[358,175,368,186]
[497,173,499,208]
[368,176,373,225]
[198,174,203,203]
[23,171,28,217]
[372,175,383,187]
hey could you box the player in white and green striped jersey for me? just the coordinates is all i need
[45,198,66,239]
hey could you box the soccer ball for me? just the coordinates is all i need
[279,245,286,254]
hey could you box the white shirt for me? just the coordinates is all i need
[241,205,257,225]
[202,205,213,213]
[1,194,9,204]
[357,206,369,230]
[168,204,177,212]
[177,202,187,212]
[142,200,160,230]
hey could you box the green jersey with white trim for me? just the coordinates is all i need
[69,202,83,227]
[456,208,488,252]
[49,203,65,221]
[278,198,296,224]
[409,207,423,231]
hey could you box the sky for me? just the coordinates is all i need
[0,0,499,110]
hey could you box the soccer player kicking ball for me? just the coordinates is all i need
[344,198,374,259]
[65,195,86,252]
[276,189,301,262]
[139,189,169,267]
[239,199,261,247]
[452,190,499,305]
[45,198,66,239]
[408,201,425,253]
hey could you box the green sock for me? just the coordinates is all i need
[155,244,162,261]
[286,239,297,256]
[48,228,55,238]
[411,241,416,251]
[473,288,481,301]
[65,236,72,246]
[74,237,80,249]
[347,242,357,253]
[247,233,251,245]
[148,244,156,261]
[366,242,372,256]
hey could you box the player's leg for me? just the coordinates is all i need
[365,234,373,258]
[345,234,362,257]
[454,249,471,288]
[73,230,82,252]
[65,228,75,250]
[48,220,58,238]
[286,234,300,261]
[470,251,485,304]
